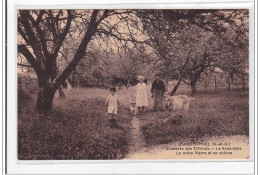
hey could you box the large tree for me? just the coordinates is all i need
[18,10,112,111]
[18,10,147,111]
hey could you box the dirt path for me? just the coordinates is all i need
[126,115,147,154]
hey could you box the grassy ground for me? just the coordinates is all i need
[138,87,249,146]
[18,88,132,160]
[18,80,249,159]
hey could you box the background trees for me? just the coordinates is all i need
[136,9,249,95]
[18,9,249,111]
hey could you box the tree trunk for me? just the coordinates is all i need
[36,87,55,111]
[204,82,207,91]
[76,78,79,88]
[36,77,56,111]
[164,74,169,92]
[170,56,189,96]
[205,69,213,91]
[214,76,217,90]
[227,77,231,91]
[170,77,182,96]
[191,82,196,96]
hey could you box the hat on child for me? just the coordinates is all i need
[138,76,144,81]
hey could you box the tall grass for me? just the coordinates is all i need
[18,88,132,160]
[139,89,249,146]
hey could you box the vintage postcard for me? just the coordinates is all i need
[17,8,250,161]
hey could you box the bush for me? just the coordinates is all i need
[18,74,37,112]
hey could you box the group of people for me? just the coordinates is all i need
[105,74,166,126]
[135,74,166,112]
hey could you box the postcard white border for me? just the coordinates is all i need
[6,0,256,174]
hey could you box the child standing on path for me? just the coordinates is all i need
[106,87,120,127]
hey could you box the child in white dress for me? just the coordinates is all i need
[136,76,148,113]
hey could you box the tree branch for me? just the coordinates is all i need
[18,44,42,75]
[19,10,46,65]
[18,63,32,67]
[27,13,50,59]
[18,24,30,44]
[52,10,101,90]
[52,10,73,58]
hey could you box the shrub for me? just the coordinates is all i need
[18,74,37,112]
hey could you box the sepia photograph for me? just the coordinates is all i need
[17,9,249,160]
